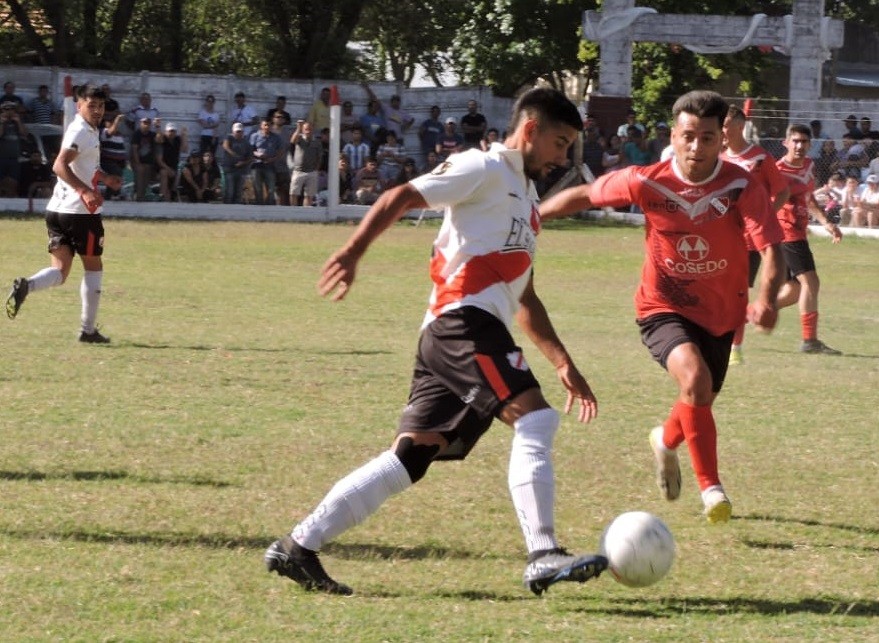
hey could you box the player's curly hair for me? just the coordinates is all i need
[672,90,728,129]
[508,87,582,135]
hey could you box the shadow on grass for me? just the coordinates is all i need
[758,347,879,360]
[325,541,490,561]
[737,513,879,536]
[584,595,879,618]
[0,528,268,549]
[119,341,288,353]
[0,469,232,487]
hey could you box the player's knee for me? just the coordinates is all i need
[512,408,560,451]
[393,436,441,483]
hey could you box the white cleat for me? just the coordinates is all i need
[649,426,681,501]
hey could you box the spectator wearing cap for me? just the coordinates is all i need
[197,94,221,153]
[361,83,414,143]
[615,107,645,140]
[221,122,253,204]
[266,96,292,126]
[647,121,670,163]
[155,121,189,201]
[436,116,464,160]
[852,173,879,227]
[126,92,159,130]
[229,91,257,137]
[418,105,444,156]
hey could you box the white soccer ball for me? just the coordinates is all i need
[599,511,676,588]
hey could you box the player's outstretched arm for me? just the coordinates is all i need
[318,183,428,301]
[539,183,594,221]
[516,274,598,423]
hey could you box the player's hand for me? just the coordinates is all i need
[103,174,122,191]
[747,302,778,333]
[318,249,358,301]
[557,362,598,424]
[825,221,843,243]
[79,188,103,214]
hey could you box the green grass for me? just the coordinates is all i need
[0,216,877,641]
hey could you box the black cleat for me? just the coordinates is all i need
[265,535,353,596]
[6,277,29,320]
[800,339,842,355]
[79,329,111,344]
[523,547,608,596]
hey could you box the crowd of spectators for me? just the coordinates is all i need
[1,78,507,207]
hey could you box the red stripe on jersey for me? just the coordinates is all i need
[475,353,511,400]
[429,249,531,316]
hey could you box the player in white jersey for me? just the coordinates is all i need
[265,88,604,596]
[5,84,121,343]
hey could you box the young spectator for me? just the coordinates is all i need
[18,150,54,198]
[201,150,223,202]
[362,83,415,143]
[270,112,293,205]
[228,91,257,137]
[220,122,253,204]
[387,157,418,190]
[835,175,862,226]
[250,117,282,206]
[99,112,128,199]
[318,154,354,206]
[155,122,188,202]
[289,120,322,207]
[342,126,370,173]
[615,107,645,139]
[352,156,381,205]
[621,126,651,166]
[460,99,487,149]
[420,150,441,175]
[266,95,292,126]
[0,99,28,196]
[852,174,879,227]
[126,92,159,130]
[480,127,500,151]
[436,117,464,159]
[418,105,444,156]
[180,151,208,203]
[27,84,60,124]
[197,95,221,153]
[129,117,158,201]
[307,87,332,133]
[340,100,358,145]
[376,130,406,187]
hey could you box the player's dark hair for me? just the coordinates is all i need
[786,123,812,139]
[726,104,747,123]
[672,90,728,129]
[75,84,106,102]
[508,87,583,134]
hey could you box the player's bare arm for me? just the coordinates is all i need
[318,183,428,301]
[538,184,594,221]
[53,147,103,212]
[807,193,843,243]
[750,243,784,332]
[771,186,790,214]
[516,274,598,423]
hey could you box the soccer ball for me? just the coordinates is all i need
[599,511,675,588]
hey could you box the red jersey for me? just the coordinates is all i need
[721,144,788,250]
[775,156,814,242]
[589,159,783,335]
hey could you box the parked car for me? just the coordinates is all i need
[21,123,62,167]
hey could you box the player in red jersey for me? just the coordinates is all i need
[775,124,843,355]
[540,90,785,523]
[721,105,790,365]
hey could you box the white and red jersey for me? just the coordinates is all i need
[721,143,788,250]
[409,143,540,330]
[776,156,815,242]
[47,113,102,214]
[589,158,783,336]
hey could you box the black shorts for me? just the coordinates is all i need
[637,313,734,394]
[747,250,762,288]
[398,306,541,461]
[45,211,105,257]
[780,239,816,279]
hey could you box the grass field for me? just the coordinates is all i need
[0,215,877,642]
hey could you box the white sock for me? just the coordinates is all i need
[292,450,412,552]
[80,270,103,333]
[509,408,560,555]
[27,267,63,292]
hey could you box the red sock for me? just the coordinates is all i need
[801,311,818,341]
[677,402,720,491]
[662,401,686,450]
[732,322,745,346]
